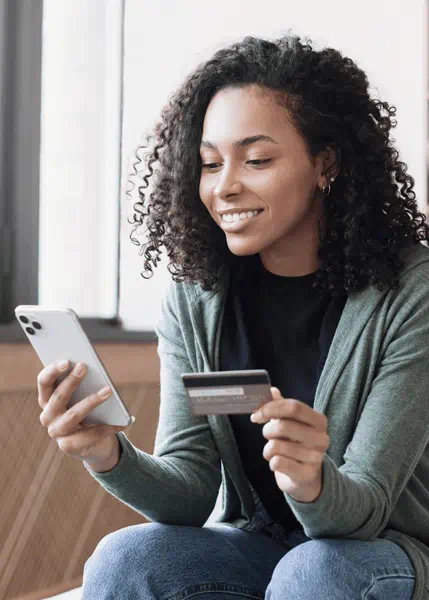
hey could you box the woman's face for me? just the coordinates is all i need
[199,84,333,275]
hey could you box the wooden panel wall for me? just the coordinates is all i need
[0,343,160,600]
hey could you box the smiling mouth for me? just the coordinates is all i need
[220,208,264,222]
[219,209,264,230]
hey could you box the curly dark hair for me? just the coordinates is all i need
[127,31,429,297]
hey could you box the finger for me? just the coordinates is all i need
[40,362,87,426]
[257,390,328,430]
[56,423,127,456]
[263,438,325,464]
[37,360,71,409]
[253,387,282,412]
[268,455,315,482]
[262,419,330,449]
[47,387,112,438]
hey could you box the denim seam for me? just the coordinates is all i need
[165,581,264,600]
[362,572,416,599]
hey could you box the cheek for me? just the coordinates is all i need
[199,179,210,207]
[259,166,297,196]
[266,169,314,209]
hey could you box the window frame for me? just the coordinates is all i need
[0,0,155,344]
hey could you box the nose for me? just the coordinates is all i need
[213,168,243,199]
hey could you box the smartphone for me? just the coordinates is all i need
[181,369,272,416]
[15,305,132,427]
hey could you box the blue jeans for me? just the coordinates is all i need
[82,500,416,599]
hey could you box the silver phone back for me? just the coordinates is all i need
[15,305,131,427]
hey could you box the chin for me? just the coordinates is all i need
[226,238,264,257]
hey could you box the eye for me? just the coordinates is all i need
[201,159,272,171]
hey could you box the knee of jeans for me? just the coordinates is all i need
[271,539,336,585]
[86,522,171,571]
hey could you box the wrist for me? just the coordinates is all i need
[289,482,322,503]
[288,469,323,503]
[86,436,121,473]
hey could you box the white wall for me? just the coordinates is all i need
[119,0,428,331]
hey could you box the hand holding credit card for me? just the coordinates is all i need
[181,369,272,415]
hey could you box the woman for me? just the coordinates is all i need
[37,33,429,599]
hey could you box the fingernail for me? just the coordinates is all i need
[73,362,85,377]
[98,386,111,399]
[57,360,69,371]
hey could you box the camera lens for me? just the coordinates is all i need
[19,316,29,324]
[32,322,42,330]
[26,327,35,335]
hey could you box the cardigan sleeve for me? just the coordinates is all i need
[83,279,222,526]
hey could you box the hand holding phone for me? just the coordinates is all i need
[36,360,130,470]
[15,305,134,471]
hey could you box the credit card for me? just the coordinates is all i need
[181,369,272,415]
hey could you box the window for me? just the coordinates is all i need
[1,0,154,342]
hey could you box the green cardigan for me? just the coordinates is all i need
[85,242,429,600]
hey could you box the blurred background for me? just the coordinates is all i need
[0,1,427,598]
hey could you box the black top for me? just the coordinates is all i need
[220,253,347,532]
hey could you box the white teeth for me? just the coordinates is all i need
[222,210,261,223]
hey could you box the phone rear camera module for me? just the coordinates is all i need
[26,327,35,335]
[32,322,42,330]
[19,316,29,324]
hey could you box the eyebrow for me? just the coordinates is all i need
[200,134,279,151]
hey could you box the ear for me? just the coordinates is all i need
[321,145,341,183]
